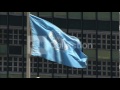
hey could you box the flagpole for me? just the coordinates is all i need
[26,12,31,78]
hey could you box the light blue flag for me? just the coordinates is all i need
[29,14,88,68]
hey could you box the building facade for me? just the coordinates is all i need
[0,12,119,78]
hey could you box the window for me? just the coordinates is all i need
[68,12,81,19]
[4,62,7,66]
[98,66,101,70]
[44,64,47,67]
[112,12,119,21]
[103,62,106,65]
[112,41,115,44]
[97,35,101,38]
[107,35,110,39]
[112,36,115,39]
[88,61,91,64]
[54,12,66,18]
[93,61,96,65]
[14,67,17,72]
[93,40,96,43]
[93,71,96,75]
[98,12,110,21]
[4,67,7,71]
[0,45,7,54]
[0,29,2,33]
[14,62,17,66]
[9,62,12,66]
[14,30,18,34]
[0,57,2,60]
[103,72,106,75]
[54,69,57,73]
[59,64,62,68]
[103,67,106,70]
[19,68,22,72]
[98,40,101,43]
[49,69,52,73]
[0,67,2,71]
[78,70,81,74]
[39,12,52,17]
[88,40,91,43]
[19,63,22,66]
[107,40,110,44]
[88,71,91,75]
[44,69,47,73]
[107,45,110,49]
[63,70,66,74]
[93,66,96,70]
[73,33,77,36]
[14,35,18,39]
[102,35,106,38]
[54,64,57,68]
[73,70,77,74]
[59,69,62,73]
[0,62,2,65]
[98,72,101,75]
[108,72,111,76]
[9,46,22,55]
[88,34,91,38]
[88,66,91,69]
[83,12,95,20]
[102,40,106,43]
[78,34,81,37]
[9,67,12,71]
[93,35,96,38]
[34,68,37,72]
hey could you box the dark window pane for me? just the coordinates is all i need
[93,35,96,38]
[93,40,96,43]
[73,70,77,74]
[103,67,106,70]
[78,70,81,74]
[88,71,91,75]
[54,69,57,73]
[14,67,17,72]
[107,35,110,39]
[14,62,17,66]
[59,64,62,68]
[103,40,106,43]
[0,62,2,65]
[44,64,47,67]
[9,46,22,55]
[78,34,81,37]
[88,34,91,38]
[14,30,18,34]
[103,72,106,75]
[4,62,7,65]
[88,66,91,69]
[49,69,52,73]
[19,63,22,66]
[59,70,62,73]
[44,69,47,73]
[88,61,91,64]
[63,70,66,74]
[9,62,12,66]
[14,35,18,39]
[93,66,96,70]
[102,35,106,38]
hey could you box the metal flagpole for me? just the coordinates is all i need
[26,12,31,78]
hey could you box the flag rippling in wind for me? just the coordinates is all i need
[29,14,88,68]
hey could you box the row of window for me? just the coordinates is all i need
[0,67,119,76]
[1,12,118,21]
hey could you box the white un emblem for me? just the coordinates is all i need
[48,31,68,51]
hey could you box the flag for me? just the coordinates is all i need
[29,14,88,68]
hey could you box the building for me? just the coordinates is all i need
[0,12,119,78]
